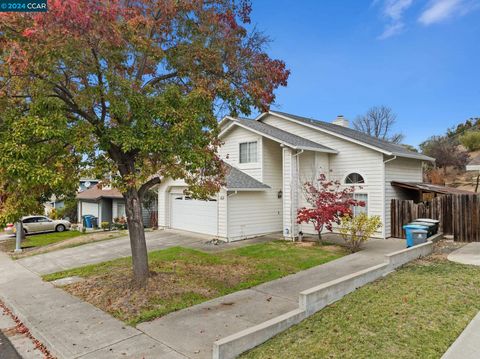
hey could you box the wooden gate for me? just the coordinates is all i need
[391,194,479,241]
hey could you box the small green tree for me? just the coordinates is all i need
[460,131,480,151]
[339,213,382,253]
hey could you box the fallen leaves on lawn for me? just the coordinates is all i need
[63,260,255,323]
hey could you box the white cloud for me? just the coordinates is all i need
[419,0,478,25]
[378,22,406,39]
[377,0,414,39]
[384,0,415,20]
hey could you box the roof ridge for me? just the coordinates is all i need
[232,118,337,153]
[271,110,405,148]
[268,110,433,161]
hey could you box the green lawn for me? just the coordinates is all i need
[22,231,84,248]
[0,230,84,252]
[43,241,347,325]
[241,258,480,359]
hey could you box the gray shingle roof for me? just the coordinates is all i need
[234,119,337,153]
[269,111,434,161]
[225,164,270,190]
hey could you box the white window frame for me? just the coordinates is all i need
[239,141,258,164]
[352,192,368,217]
[344,172,366,185]
[117,202,126,218]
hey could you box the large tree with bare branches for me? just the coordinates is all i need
[353,106,404,144]
[0,0,289,286]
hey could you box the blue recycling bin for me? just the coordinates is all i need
[83,215,94,228]
[403,224,429,247]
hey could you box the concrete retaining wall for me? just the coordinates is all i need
[299,263,388,315]
[385,241,433,271]
[212,239,436,359]
[212,309,306,359]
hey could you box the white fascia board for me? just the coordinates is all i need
[226,187,269,191]
[219,121,337,154]
[297,145,338,154]
[218,121,237,138]
[218,116,238,132]
[390,151,435,162]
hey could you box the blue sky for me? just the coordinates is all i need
[248,0,480,147]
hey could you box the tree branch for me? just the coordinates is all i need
[138,176,161,199]
[90,48,107,122]
[142,71,178,90]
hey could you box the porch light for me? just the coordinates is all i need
[277,190,282,199]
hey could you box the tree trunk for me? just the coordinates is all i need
[124,188,149,287]
[475,174,480,193]
[317,231,323,244]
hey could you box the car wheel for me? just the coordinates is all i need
[56,224,65,232]
[23,228,27,236]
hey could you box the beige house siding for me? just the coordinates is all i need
[384,157,423,237]
[218,125,263,182]
[262,114,385,237]
[227,137,283,241]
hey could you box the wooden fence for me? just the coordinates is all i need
[391,194,480,242]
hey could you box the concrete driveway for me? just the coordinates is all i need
[16,229,210,275]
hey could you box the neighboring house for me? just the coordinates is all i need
[44,178,100,215]
[77,184,156,226]
[157,111,434,241]
[466,154,480,171]
[78,178,101,193]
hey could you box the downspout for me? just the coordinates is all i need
[227,190,238,241]
[382,155,397,239]
[291,149,304,241]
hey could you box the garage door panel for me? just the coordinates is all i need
[171,195,217,236]
[82,202,98,217]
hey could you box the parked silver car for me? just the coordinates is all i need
[20,216,71,234]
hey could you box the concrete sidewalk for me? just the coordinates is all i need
[443,243,480,358]
[0,252,185,359]
[442,311,480,359]
[138,237,405,359]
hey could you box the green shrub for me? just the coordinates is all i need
[101,221,110,231]
[340,213,382,252]
[460,130,480,151]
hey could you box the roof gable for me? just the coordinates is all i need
[77,184,123,200]
[220,117,337,154]
[257,111,434,162]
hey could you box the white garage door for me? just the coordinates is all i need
[81,201,99,217]
[170,194,218,236]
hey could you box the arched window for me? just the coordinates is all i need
[345,173,365,184]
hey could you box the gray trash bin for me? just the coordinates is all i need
[412,229,428,245]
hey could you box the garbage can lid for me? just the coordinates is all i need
[403,224,430,229]
[410,221,435,227]
[415,218,439,224]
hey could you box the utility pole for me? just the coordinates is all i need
[14,221,22,253]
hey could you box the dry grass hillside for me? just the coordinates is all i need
[431,149,480,192]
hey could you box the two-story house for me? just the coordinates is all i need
[157,111,434,241]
